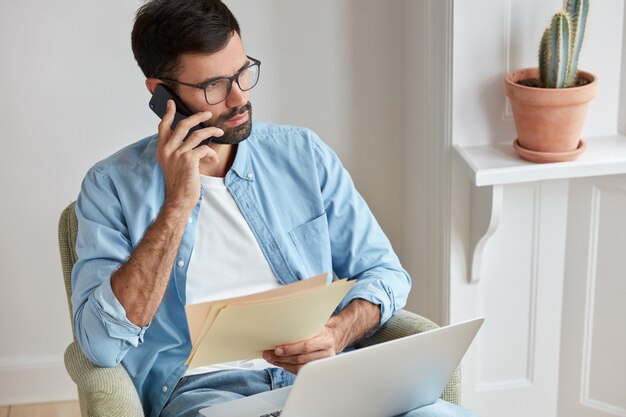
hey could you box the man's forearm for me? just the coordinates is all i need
[327,299,381,352]
[111,202,190,326]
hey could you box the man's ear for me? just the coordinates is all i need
[146,78,162,94]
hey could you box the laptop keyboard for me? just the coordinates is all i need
[259,412,282,417]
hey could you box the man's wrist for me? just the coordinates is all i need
[325,319,348,353]
[160,199,195,224]
[327,299,381,352]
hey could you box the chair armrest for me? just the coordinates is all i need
[354,309,461,405]
[355,309,440,348]
[64,341,144,417]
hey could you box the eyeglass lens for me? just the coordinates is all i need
[205,63,259,104]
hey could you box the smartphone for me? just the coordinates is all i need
[149,83,205,141]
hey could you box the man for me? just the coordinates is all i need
[71,1,476,416]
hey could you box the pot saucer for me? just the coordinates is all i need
[513,139,586,163]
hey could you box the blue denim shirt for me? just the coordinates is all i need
[71,122,411,417]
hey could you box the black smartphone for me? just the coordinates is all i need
[148,83,205,141]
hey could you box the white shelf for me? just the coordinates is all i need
[454,134,626,187]
[456,134,626,284]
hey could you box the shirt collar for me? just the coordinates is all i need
[227,138,254,185]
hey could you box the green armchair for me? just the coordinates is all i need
[59,202,460,416]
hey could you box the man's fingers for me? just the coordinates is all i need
[157,99,176,143]
[275,334,333,357]
[272,362,303,375]
[162,110,213,152]
[274,340,312,357]
[190,144,219,163]
[264,349,330,365]
[262,328,339,374]
[178,127,225,153]
[172,111,213,140]
[263,347,336,374]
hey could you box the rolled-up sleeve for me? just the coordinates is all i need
[71,167,149,367]
[310,131,411,328]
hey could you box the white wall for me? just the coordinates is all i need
[0,0,148,404]
[619,0,626,135]
[402,0,454,324]
[0,0,410,404]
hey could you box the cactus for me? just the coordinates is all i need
[539,11,571,88]
[538,0,589,88]
[564,0,590,86]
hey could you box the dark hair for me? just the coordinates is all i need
[131,0,241,79]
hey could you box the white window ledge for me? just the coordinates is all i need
[453,134,626,187]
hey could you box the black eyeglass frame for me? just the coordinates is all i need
[161,56,261,105]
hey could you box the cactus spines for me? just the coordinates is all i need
[538,0,589,89]
[540,11,571,88]
[564,0,589,86]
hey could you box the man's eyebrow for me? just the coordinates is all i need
[198,59,251,85]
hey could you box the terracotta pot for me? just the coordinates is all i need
[505,67,598,163]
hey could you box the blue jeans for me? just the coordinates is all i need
[160,368,478,417]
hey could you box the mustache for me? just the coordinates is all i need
[215,102,252,125]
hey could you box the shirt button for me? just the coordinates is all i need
[188,217,193,224]
[177,260,185,268]
[162,385,168,392]
[247,172,254,180]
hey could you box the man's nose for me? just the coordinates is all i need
[225,81,248,108]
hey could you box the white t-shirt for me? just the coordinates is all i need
[184,175,281,376]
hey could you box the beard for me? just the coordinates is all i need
[199,102,253,146]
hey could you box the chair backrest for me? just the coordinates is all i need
[58,201,78,325]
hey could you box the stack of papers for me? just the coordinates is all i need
[185,274,355,368]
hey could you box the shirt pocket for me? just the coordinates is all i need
[288,212,332,278]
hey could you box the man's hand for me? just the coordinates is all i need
[262,325,341,374]
[262,299,381,374]
[157,99,224,213]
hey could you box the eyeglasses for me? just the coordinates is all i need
[162,56,261,105]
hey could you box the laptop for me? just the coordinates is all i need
[199,317,483,417]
